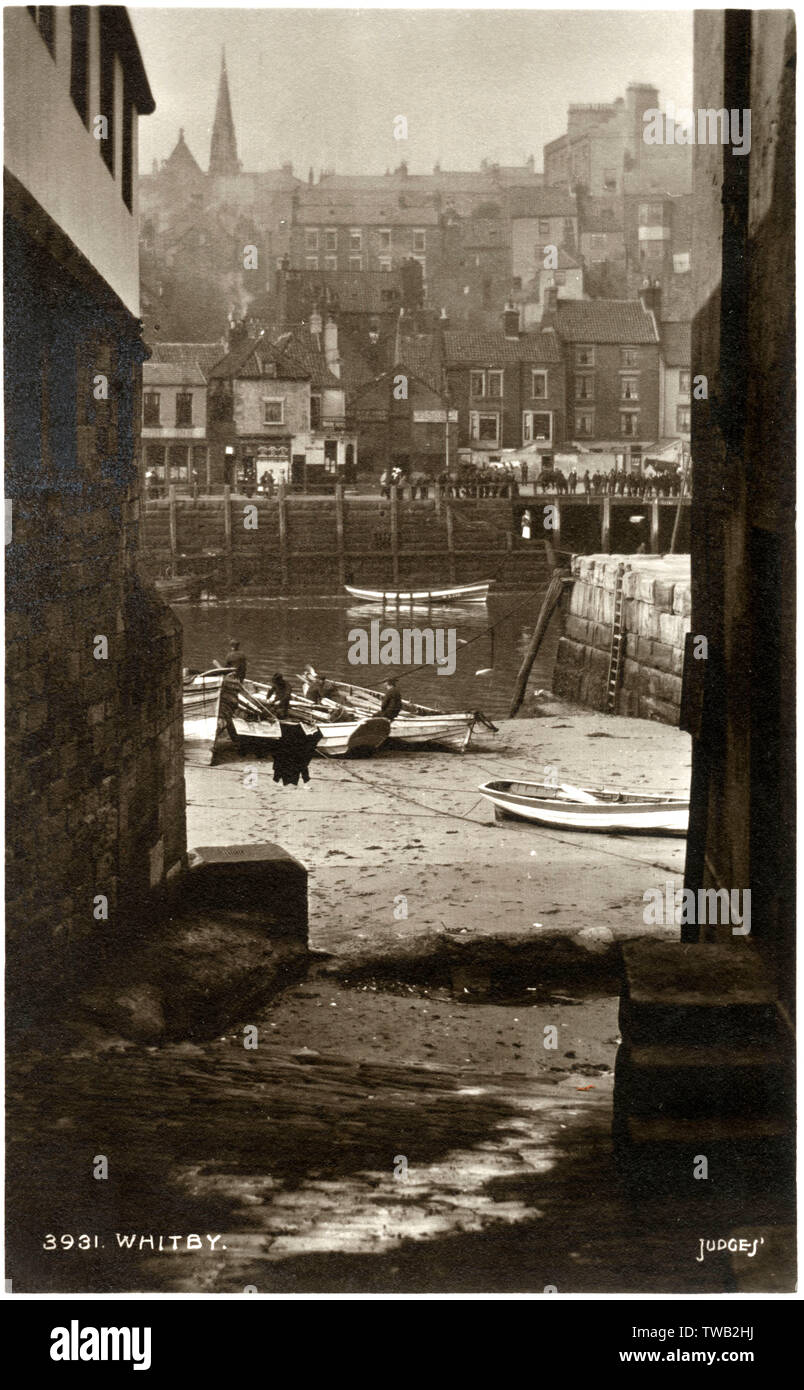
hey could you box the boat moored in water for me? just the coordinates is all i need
[344,580,492,606]
[478,780,689,835]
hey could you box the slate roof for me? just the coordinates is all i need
[271,328,342,388]
[660,321,691,367]
[207,336,310,382]
[443,330,562,365]
[147,342,226,378]
[143,361,207,387]
[554,300,659,344]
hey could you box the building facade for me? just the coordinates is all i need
[5,7,186,1000]
[141,342,224,489]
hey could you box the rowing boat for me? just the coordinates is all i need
[182,672,225,765]
[478,780,689,835]
[317,678,493,751]
[241,678,391,757]
[344,580,492,605]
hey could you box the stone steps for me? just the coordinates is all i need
[613,941,795,1190]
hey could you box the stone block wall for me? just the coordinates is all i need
[553,554,691,723]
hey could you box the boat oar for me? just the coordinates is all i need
[557,782,598,804]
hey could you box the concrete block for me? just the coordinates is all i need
[184,843,308,941]
[652,639,674,673]
[672,584,692,617]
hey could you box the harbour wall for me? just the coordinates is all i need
[140,489,690,596]
[553,554,691,725]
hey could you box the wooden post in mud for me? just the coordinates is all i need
[168,485,178,578]
[223,484,232,592]
[335,483,346,587]
[434,481,442,519]
[509,568,567,717]
[278,484,289,593]
[601,496,611,551]
[444,500,456,583]
[390,483,400,585]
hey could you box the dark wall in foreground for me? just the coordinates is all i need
[686,11,795,1013]
[5,207,186,1003]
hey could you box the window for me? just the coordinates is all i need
[640,240,664,261]
[175,392,193,428]
[679,370,691,395]
[620,411,640,436]
[29,6,55,55]
[470,371,485,399]
[99,19,115,175]
[349,255,362,272]
[379,257,392,272]
[575,345,595,367]
[143,392,160,427]
[306,256,319,270]
[523,411,552,444]
[589,235,607,252]
[470,412,500,446]
[538,218,550,237]
[531,370,547,399]
[325,228,337,251]
[324,256,337,272]
[639,203,664,225]
[310,395,322,429]
[621,377,639,401]
[575,375,594,401]
[305,228,319,251]
[349,229,362,252]
[574,410,594,437]
[603,168,617,191]
[621,347,638,368]
[673,251,691,274]
[413,229,426,252]
[677,405,691,432]
[411,255,426,279]
[379,229,391,250]
[70,8,89,126]
[263,398,284,425]
[487,371,503,399]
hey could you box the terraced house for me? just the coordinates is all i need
[551,293,661,463]
[443,305,565,459]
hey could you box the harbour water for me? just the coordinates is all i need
[174,591,561,720]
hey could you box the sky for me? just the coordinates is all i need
[131,6,694,177]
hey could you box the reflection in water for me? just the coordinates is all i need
[174,592,560,720]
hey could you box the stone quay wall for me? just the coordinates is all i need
[553,554,691,724]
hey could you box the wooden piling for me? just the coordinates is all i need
[168,485,178,578]
[509,569,568,717]
[335,483,346,587]
[390,484,400,585]
[445,500,456,583]
[223,484,232,591]
[278,484,289,592]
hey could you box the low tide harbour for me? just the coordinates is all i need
[174,590,561,720]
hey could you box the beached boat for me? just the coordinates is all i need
[182,672,225,766]
[315,678,494,751]
[344,580,492,606]
[478,780,689,835]
[241,679,391,757]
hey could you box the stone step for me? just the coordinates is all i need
[614,1036,792,1116]
[618,940,778,1046]
[613,1110,794,1192]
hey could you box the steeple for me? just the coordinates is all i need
[209,48,239,177]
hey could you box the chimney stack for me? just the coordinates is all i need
[502,303,520,339]
[324,314,340,378]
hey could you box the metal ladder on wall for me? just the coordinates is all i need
[606,563,627,714]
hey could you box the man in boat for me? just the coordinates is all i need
[219,673,242,752]
[223,639,247,682]
[301,666,336,704]
[379,677,403,721]
[266,672,292,719]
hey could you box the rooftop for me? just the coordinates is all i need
[554,299,659,344]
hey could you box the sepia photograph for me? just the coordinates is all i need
[4,2,795,1319]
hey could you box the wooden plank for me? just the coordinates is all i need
[390,484,399,585]
[335,483,346,587]
[444,501,456,583]
[278,483,289,592]
[168,485,177,578]
[223,484,232,591]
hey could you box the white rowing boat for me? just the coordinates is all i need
[182,672,225,766]
[320,678,495,751]
[478,780,689,835]
[344,580,492,605]
[241,678,391,757]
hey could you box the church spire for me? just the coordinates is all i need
[209,48,239,177]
